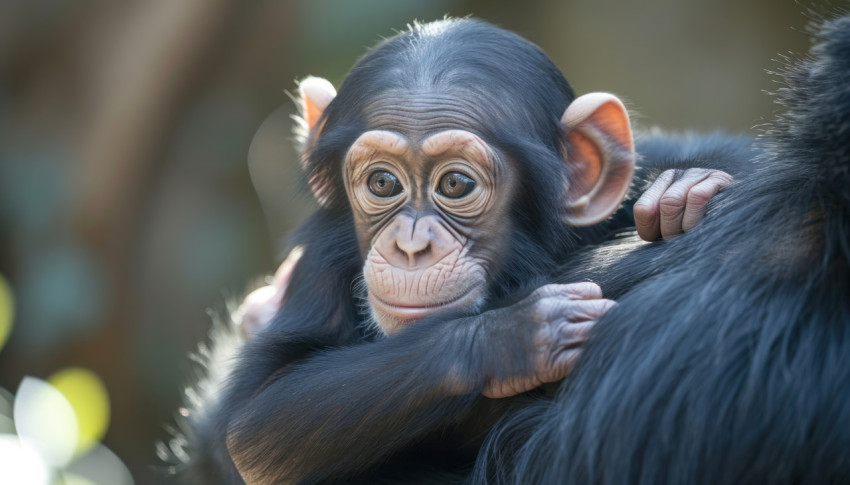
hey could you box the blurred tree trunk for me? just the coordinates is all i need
[71,0,244,478]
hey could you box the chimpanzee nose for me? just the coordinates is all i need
[377,215,455,269]
[395,230,431,265]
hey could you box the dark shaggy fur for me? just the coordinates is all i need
[475,11,850,485]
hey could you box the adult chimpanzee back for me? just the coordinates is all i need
[475,11,850,484]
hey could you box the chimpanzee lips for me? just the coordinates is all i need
[369,286,480,323]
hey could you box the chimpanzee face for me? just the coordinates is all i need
[343,94,518,331]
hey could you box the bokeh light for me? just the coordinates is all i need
[0,434,51,485]
[48,367,111,456]
[0,274,13,352]
[64,443,135,485]
[58,474,97,485]
[1,377,133,485]
[14,376,78,468]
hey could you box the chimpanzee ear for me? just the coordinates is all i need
[560,93,635,226]
[298,76,336,133]
[298,77,336,205]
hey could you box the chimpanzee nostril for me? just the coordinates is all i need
[395,242,407,258]
[415,246,431,260]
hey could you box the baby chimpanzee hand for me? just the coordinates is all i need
[634,168,733,240]
[480,282,615,399]
[233,246,303,339]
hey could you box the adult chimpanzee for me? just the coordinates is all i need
[473,11,850,485]
[166,19,750,484]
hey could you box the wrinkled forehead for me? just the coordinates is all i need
[345,129,494,165]
[360,90,490,141]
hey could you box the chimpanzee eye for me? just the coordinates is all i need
[438,172,476,199]
[368,170,403,197]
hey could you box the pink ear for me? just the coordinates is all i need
[298,77,337,205]
[299,77,336,132]
[560,93,635,226]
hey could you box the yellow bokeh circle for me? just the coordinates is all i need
[48,368,111,456]
[0,274,14,353]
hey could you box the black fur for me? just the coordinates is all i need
[168,18,763,484]
[475,11,850,484]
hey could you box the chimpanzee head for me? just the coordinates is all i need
[296,19,634,333]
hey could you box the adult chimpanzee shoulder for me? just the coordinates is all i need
[163,19,750,484]
[475,11,850,485]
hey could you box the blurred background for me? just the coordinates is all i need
[0,0,814,483]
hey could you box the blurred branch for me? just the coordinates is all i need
[74,0,240,246]
[66,1,245,476]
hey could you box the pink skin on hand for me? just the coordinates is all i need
[236,247,303,339]
[481,282,615,399]
[633,168,733,241]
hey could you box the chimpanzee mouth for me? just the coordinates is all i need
[369,287,480,322]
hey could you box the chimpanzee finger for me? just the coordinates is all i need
[237,286,280,339]
[562,282,604,300]
[532,282,603,300]
[680,171,733,232]
[634,170,675,241]
[239,246,305,340]
[659,170,712,239]
[551,320,595,350]
[541,320,596,382]
[567,298,617,322]
[539,347,583,385]
[543,298,615,323]
[272,245,304,290]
